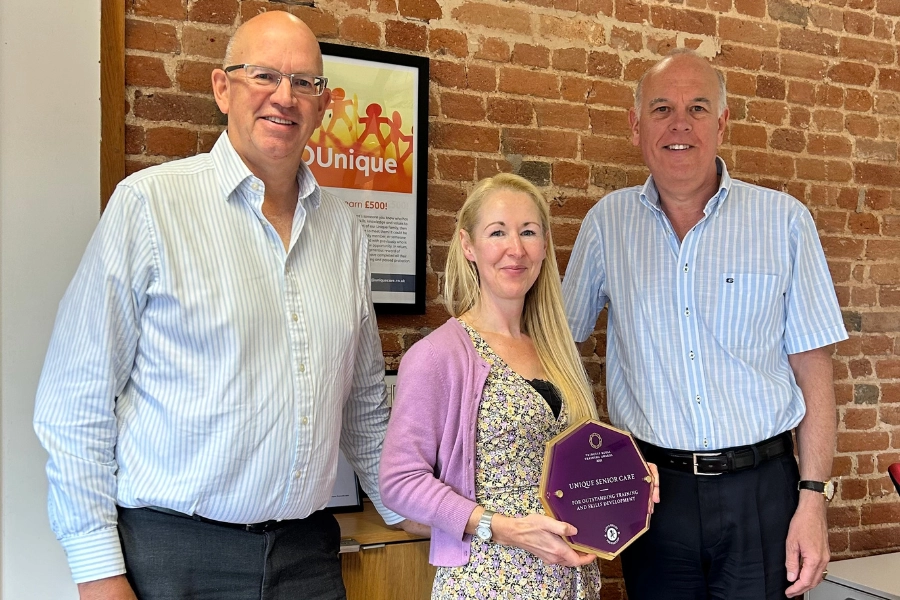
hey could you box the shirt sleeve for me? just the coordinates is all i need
[562,206,610,342]
[783,205,848,354]
[33,184,157,583]
[338,231,403,525]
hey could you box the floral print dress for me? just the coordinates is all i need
[431,321,602,600]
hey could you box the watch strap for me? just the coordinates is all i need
[798,480,834,500]
[476,509,495,541]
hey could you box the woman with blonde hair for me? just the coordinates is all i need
[380,173,603,598]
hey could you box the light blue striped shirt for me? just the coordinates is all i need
[563,158,847,452]
[34,132,400,584]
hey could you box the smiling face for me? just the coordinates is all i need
[212,12,331,178]
[629,54,728,200]
[460,189,548,308]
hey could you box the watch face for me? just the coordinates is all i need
[823,480,836,501]
[475,525,491,541]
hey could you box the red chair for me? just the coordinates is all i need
[889,463,900,496]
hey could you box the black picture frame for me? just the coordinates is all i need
[310,42,429,315]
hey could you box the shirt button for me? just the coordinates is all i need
[302,416,309,425]
[683,264,689,273]
[299,364,305,373]
[703,438,708,448]
[293,470,301,479]
[684,308,690,316]
[251,183,260,191]
[689,351,695,360]
[292,313,299,322]
[696,395,701,404]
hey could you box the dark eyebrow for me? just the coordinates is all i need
[648,96,713,108]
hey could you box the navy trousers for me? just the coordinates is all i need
[118,507,346,600]
[621,453,801,600]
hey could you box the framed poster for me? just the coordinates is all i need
[326,450,363,513]
[303,43,428,314]
[308,43,429,314]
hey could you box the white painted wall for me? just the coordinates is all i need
[0,1,100,598]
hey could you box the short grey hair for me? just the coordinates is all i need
[634,48,727,118]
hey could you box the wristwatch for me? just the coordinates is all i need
[475,509,496,542]
[798,480,836,501]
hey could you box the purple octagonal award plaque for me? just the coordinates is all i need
[540,418,652,560]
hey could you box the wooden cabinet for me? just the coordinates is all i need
[336,502,436,600]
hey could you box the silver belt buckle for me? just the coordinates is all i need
[693,452,723,476]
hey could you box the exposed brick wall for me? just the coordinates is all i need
[123,0,900,592]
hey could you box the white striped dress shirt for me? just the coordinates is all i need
[34,132,400,584]
[563,158,847,452]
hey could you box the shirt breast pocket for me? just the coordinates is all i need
[712,273,784,350]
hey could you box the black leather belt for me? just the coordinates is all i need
[637,431,793,476]
[144,506,295,532]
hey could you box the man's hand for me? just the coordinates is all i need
[393,518,430,537]
[77,575,138,600]
[784,494,830,598]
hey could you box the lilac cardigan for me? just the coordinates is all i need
[379,318,490,566]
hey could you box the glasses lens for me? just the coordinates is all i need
[289,74,319,96]
[243,65,281,87]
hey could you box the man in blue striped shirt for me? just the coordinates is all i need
[563,49,847,600]
[34,11,417,600]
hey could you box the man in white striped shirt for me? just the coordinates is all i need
[563,50,846,600]
[34,11,416,600]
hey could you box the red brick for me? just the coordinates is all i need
[615,0,648,22]
[734,0,765,15]
[746,100,788,125]
[535,102,589,130]
[486,98,533,125]
[849,213,880,235]
[849,358,873,378]
[372,0,397,13]
[125,125,145,155]
[856,163,900,186]
[846,89,874,112]
[512,44,551,69]
[436,154,475,181]
[198,130,220,153]
[176,60,216,93]
[844,11,874,35]
[816,209,847,233]
[384,20,426,51]
[861,502,900,526]
[609,27,642,52]
[848,525,900,552]
[145,126,198,157]
[431,60,466,88]
[719,17,779,46]
[846,115,880,137]
[552,162,590,189]
[838,431,891,452]
[501,128,578,159]
[882,405,900,425]
[813,109,844,132]
[125,55,172,88]
[126,19,179,53]
[427,182,466,212]
[857,453,877,475]
[874,91,900,114]
[828,505,860,528]
[864,189,891,210]
[238,6,338,38]
[649,5,715,35]
[788,82,816,106]
[133,91,226,125]
[816,85,845,108]
[880,69,900,93]
[871,240,900,259]
[398,0,442,21]
[188,0,238,24]
[476,37,510,63]
[428,29,467,59]
[582,136,644,165]
[475,158,514,179]
[431,122,499,152]
[829,62,877,86]
[858,139,898,162]
[339,15,381,46]
[841,37,896,63]
[780,54,829,80]
[538,16,604,45]
[587,51,622,79]
[779,29,839,56]
[810,4,844,30]
[586,81,634,108]
[134,0,186,19]
[440,92,485,121]
[843,407,879,429]
[770,128,806,152]
[499,67,558,99]
[182,24,230,59]
[553,48,587,73]
[821,236,865,259]
[756,76,785,100]
[452,2,531,34]
[465,66,498,94]
[589,108,631,137]
[807,134,852,157]
[647,34,678,57]
[728,123,767,148]
[862,312,900,331]
[876,358,900,378]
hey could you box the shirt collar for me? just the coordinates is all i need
[210,131,322,210]
[639,156,732,216]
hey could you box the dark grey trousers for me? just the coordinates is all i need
[117,507,346,600]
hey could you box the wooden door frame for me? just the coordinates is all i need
[100,0,125,210]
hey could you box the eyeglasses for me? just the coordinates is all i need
[224,64,328,97]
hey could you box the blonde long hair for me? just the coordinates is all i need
[444,174,598,423]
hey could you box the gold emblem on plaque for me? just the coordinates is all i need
[589,433,603,449]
